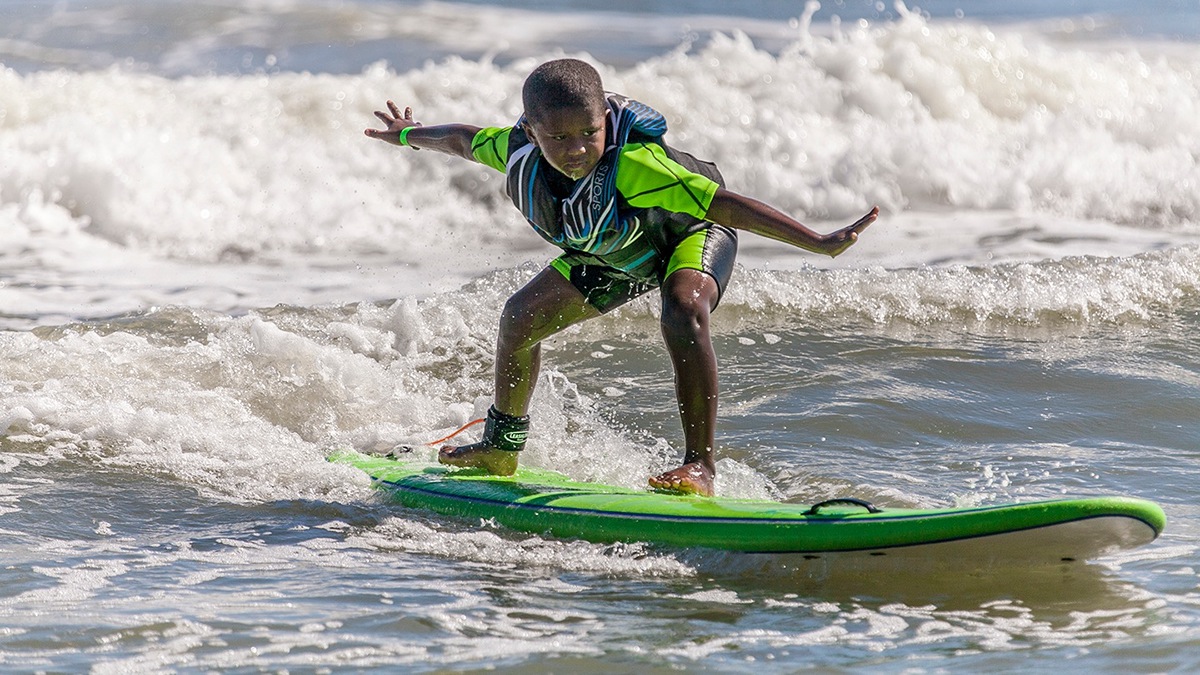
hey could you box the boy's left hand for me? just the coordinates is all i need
[365,100,420,145]
[824,206,878,258]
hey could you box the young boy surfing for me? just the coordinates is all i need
[365,59,877,496]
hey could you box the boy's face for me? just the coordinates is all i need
[524,105,608,180]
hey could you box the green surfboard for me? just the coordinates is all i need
[330,450,1165,564]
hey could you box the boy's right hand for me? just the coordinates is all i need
[364,100,420,145]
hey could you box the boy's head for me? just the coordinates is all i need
[522,59,609,180]
[521,58,606,126]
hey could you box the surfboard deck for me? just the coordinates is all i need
[330,450,1166,564]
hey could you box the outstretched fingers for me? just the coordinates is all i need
[364,100,418,142]
[826,206,879,257]
[844,206,879,237]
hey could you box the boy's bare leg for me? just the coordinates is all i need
[440,268,599,473]
[649,269,721,496]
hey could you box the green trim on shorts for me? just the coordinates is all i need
[664,229,710,280]
[550,257,572,280]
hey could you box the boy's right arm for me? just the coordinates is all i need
[364,100,481,161]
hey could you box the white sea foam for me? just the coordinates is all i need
[3,10,1199,331]
[3,237,1195,508]
[0,292,677,500]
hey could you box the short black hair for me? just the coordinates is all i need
[522,59,606,124]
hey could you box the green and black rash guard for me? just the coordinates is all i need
[470,93,725,282]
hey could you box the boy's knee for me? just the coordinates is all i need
[498,297,535,341]
[661,291,710,338]
[498,290,566,351]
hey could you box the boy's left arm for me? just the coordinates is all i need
[705,189,878,258]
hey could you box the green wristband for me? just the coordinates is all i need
[398,125,419,149]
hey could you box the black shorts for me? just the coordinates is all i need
[549,223,738,313]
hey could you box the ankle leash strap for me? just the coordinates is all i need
[483,406,529,452]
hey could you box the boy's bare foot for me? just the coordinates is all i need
[648,462,714,497]
[438,443,518,475]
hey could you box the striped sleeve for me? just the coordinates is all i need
[615,142,720,220]
[471,126,512,173]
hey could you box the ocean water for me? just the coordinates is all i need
[3,0,1200,671]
